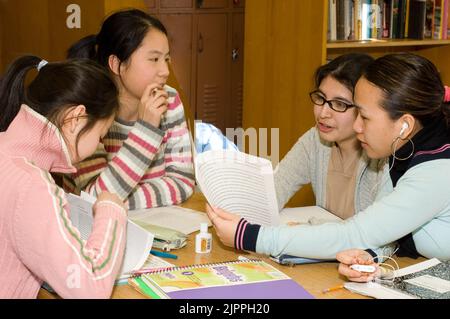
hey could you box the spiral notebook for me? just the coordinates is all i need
[128,259,313,299]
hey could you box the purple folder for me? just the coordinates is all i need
[167,279,314,299]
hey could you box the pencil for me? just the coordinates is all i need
[322,284,344,293]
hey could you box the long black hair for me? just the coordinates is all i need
[67,9,167,69]
[0,56,118,147]
[362,53,450,129]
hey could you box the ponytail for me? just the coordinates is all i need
[0,56,41,131]
[442,86,450,132]
[67,34,97,60]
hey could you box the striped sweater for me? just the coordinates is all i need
[0,105,127,299]
[63,87,195,210]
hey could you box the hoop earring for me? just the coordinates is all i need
[391,137,415,161]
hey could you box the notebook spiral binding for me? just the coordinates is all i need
[131,258,262,278]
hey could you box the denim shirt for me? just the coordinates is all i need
[195,122,238,153]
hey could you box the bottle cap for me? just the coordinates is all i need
[200,223,208,233]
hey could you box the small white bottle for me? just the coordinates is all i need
[195,223,212,254]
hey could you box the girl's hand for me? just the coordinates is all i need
[206,204,241,248]
[138,83,169,128]
[336,249,379,282]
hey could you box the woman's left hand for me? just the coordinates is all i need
[206,204,241,248]
[336,249,379,282]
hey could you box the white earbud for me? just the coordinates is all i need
[399,122,409,137]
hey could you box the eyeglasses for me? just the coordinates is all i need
[309,91,354,113]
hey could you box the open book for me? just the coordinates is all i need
[66,193,154,279]
[345,258,450,299]
[195,150,342,226]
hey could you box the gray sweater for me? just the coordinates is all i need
[275,127,388,213]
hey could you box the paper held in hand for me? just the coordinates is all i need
[195,150,341,226]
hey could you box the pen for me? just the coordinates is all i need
[150,249,178,259]
[322,284,344,294]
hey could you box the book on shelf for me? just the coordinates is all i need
[383,0,393,38]
[448,0,450,37]
[345,258,450,299]
[405,0,411,37]
[408,0,427,39]
[128,259,314,299]
[433,0,450,39]
[328,0,448,41]
[443,0,449,38]
[425,0,436,38]
[329,0,338,41]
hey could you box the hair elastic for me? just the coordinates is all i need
[37,60,48,72]
[444,86,450,103]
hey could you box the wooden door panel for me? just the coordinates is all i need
[144,0,156,8]
[197,0,229,9]
[196,13,228,131]
[158,14,193,104]
[233,0,245,8]
[230,12,244,129]
[160,0,193,8]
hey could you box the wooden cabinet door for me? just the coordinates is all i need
[196,0,229,9]
[232,0,245,8]
[158,14,193,105]
[229,12,244,129]
[144,0,156,8]
[196,13,228,131]
[160,0,193,9]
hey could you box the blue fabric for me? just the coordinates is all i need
[195,122,238,153]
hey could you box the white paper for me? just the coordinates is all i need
[344,282,416,299]
[394,258,441,277]
[66,193,154,278]
[195,150,279,226]
[129,206,211,235]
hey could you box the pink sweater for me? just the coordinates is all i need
[0,105,127,299]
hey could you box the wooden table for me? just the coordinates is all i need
[38,192,425,299]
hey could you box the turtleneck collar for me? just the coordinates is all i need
[0,104,76,174]
[389,116,449,187]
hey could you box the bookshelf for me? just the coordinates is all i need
[325,0,450,81]
[243,0,450,207]
[327,38,450,48]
